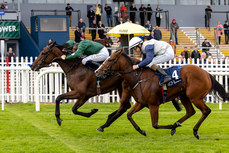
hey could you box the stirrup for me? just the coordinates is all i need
[159,77,172,86]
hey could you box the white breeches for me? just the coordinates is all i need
[147,45,174,67]
[82,47,109,65]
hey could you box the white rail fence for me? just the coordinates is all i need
[0,57,229,110]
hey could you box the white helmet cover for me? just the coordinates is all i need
[129,37,143,49]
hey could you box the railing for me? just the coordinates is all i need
[1,57,229,110]
[190,46,222,59]
[195,27,201,46]
[214,27,219,46]
[31,10,81,22]
[114,10,169,29]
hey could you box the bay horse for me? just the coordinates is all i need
[30,42,133,131]
[95,50,229,139]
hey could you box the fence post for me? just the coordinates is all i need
[1,40,5,110]
[22,57,29,103]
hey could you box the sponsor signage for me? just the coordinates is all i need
[0,21,20,39]
[0,10,5,15]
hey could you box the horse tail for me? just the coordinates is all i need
[209,74,229,101]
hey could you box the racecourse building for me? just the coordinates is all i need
[2,0,229,27]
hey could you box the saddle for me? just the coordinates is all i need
[155,66,182,87]
[86,60,104,71]
[155,66,183,103]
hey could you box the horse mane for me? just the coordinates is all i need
[61,58,82,66]
[121,52,141,65]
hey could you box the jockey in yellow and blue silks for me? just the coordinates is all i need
[129,37,174,86]
[61,40,109,65]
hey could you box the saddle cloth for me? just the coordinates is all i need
[155,65,182,87]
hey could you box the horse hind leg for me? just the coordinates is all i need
[97,101,131,132]
[191,100,211,139]
[97,86,131,132]
[171,94,196,136]
[72,97,98,118]
[127,103,146,136]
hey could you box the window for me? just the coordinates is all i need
[134,0,141,4]
[106,0,112,4]
[47,0,64,3]
[0,0,18,3]
[159,0,175,5]
[28,0,46,3]
[40,17,67,31]
[197,0,210,5]
[66,0,83,3]
[180,0,196,5]
[84,0,101,4]
[142,0,158,4]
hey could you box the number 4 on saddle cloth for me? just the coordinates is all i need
[155,65,182,103]
[156,65,182,87]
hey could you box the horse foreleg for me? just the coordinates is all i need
[171,94,196,136]
[55,90,79,126]
[72,97,98,117]
[127,103,146,136]
[149,104,174,130]
[192,100,211,139]
[97,85,131,132]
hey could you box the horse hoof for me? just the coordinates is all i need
[91,108,99,114]
[175,122,182,127]
[96,127,104,132]
[57,118,63,126]
[141,130,147,136]
[171,129,176,136]
[194,131,200,139]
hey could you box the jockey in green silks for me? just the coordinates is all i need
[61,40,109,65]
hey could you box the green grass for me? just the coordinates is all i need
[0,102,229,153]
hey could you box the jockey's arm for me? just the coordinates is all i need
[66,43,85,60]
[137,45,155,68]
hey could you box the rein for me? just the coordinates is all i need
[101,52,135,75]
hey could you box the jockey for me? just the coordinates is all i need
[61,40,109,65]
[62,40,78,55]
[129,37,174,86]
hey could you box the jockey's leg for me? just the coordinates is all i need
[147,46,174,86]
[82,47,109,64]
[151,64,172,86]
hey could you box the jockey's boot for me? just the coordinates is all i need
[151,64,172,86]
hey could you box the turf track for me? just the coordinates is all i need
[0,102,229,153]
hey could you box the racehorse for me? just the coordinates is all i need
[95,50,229,139]
[30,42,133,130]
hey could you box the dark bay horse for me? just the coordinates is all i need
[30,42,132,131]
[95,50,229,139]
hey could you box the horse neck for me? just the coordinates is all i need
[55,60,73,74]
[118,55,139,87]
[52,47,80,74]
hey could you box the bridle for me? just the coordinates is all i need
[38,43,56,68]
[99,51,135,78]
[101,51,122,74]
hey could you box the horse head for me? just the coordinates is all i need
[95,49,129,78]
[30,42,64,71]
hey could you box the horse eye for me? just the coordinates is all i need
[108,59,113,62]
[42,52,46,55]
